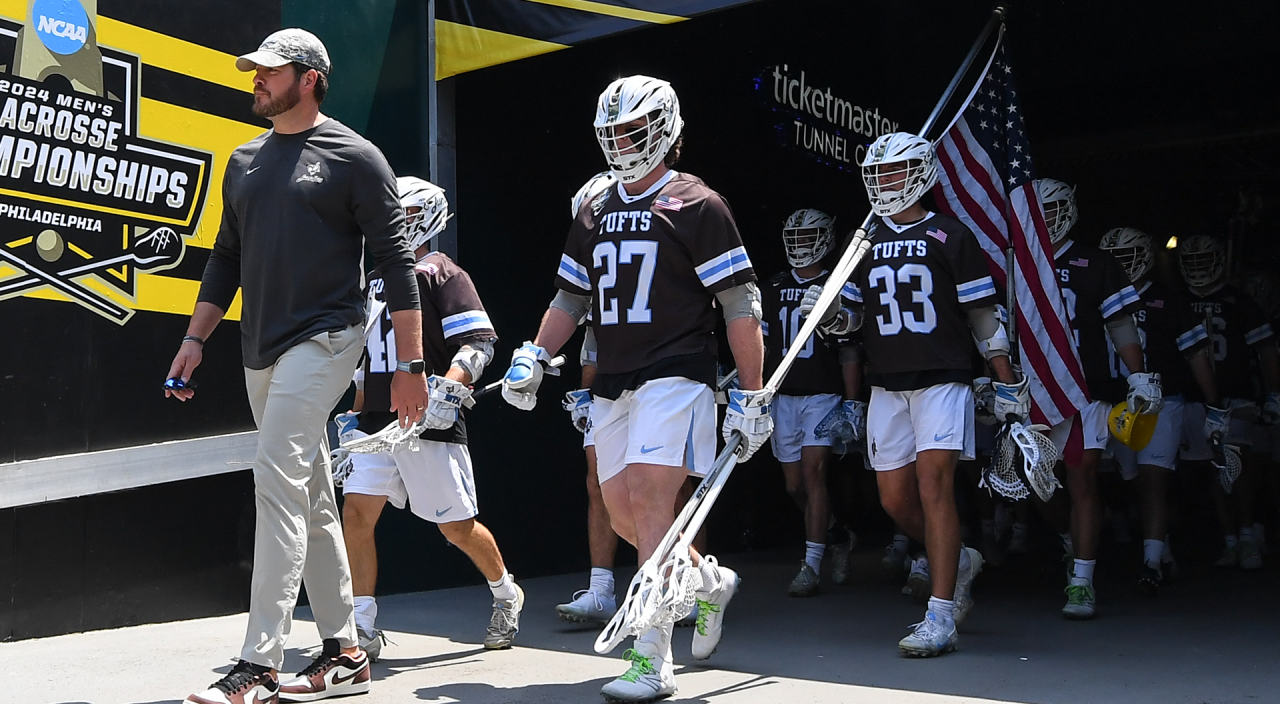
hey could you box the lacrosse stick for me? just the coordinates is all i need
[981,421,1060,501]
[595,5,1009,656]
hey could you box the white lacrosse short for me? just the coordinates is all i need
[342,432,478,524]
[770,393,842,464]
[590,376,716,484]
[867,383,975,472]
[1049,400,1112,456]
[1110,395,1184,479]
[1179,401,1265,461]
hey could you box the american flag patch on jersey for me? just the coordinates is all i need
[1148,299,1164,308]
[1069,258,1089,267]
[926,228,948,242]
[654,195,683,211]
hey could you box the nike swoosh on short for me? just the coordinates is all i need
[435,507,452,517]
[246,166,260,174]
[933,433,953,442]
[640,445,664,454]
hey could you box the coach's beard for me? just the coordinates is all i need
[252,83,302,118]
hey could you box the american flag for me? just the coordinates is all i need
[932,29,1090,427]
[654,195,683,211]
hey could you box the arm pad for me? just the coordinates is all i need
[1105,313,1141,350]
[716,282,763,323]
[968,306,1010,360]
[580,326,598,367]
[450,338,495,384]
[549,289,592,324]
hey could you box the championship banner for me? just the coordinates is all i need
[0,0,262,324]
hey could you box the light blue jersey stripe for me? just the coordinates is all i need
[1176,325,1208,351]
[957,276,996,302]
[1246,323,1275,345]
[558,254,591,291]
[1101,285,1140,318]
[695,247,752,287]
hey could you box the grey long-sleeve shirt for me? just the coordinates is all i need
[198,119,419,370]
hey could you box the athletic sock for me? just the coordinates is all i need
[805,541,825,573]
[1072,558,1096,584]
[1142,539,1164,570]
[927,596,955,625]
[893,533,909,554]
[354,595,378,634]
[1060,533,1075,555]
[589,567,615,597]
[1225,534,1238,550]
[488,570,518,602]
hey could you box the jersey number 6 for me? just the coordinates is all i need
[594,240,658,325]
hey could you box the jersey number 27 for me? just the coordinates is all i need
[594,240,658,325]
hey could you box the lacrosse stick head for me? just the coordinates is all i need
[133,226,185,270]
[594,547,698,654]
[340,417,427,454]
[983,421,1061,502]
[1211,437,1242,493]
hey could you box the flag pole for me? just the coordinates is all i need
[920,5,1007,141]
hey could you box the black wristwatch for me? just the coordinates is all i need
[396,359,426,374]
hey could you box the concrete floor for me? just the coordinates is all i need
[2,545,1277,704]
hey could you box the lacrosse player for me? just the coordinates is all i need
[805,132,1024,657]
[1174,235,1280,571]
[762,208,862,597]
[557,173,622,625]
[171,30,428,704]
[1098,228,1222,593]
[501,75,767,702]
[338,177,525,655]
[1034,180,1157,621]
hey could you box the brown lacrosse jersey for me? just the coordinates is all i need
[850,212,998,391]
[763,269,852,396]
[554,171,756,399]
[361,252,497,445]
[1053,239,1142,403]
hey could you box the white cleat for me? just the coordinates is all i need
[898,610,958,658]
[600,648,677,703]
[556,589,617,624]
[691,557,738,660]
[953,546,984,626]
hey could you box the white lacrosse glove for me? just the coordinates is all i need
[722,388,774,462]
[992,370,1030,424]
[563,389,593,433]
[1261,392,1280,426]
[501,341,558,411]
[798,285,837,325]
[329,411,360,485]
[1203,404,1230,441]
[424,375,473,430]
[1126,372,1164,415]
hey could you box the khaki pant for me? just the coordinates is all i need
[241,325,362,669]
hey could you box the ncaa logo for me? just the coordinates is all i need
[32,0,90,56]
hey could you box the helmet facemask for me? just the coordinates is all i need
[594,76,684,185]
[782,209,835,268]
[397,176,450,253]
[1033,179,1077,245]
[1099,228,1153,284]
[1179,236,1226,291]
[860,133,938,217]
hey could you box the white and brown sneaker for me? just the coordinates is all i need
[278,642,371,703]
[184,660,279,704]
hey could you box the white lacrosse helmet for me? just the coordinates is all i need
[782,208,835,268]
[1178,234,1226,290]
[570,171,616,219]
[860,132,938,217]
[594,76,684,184]
[1099,227,1154,284]
[397,176,450,252]
[1033,179,1077,244]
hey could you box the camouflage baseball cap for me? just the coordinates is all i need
[235,28,331,75]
